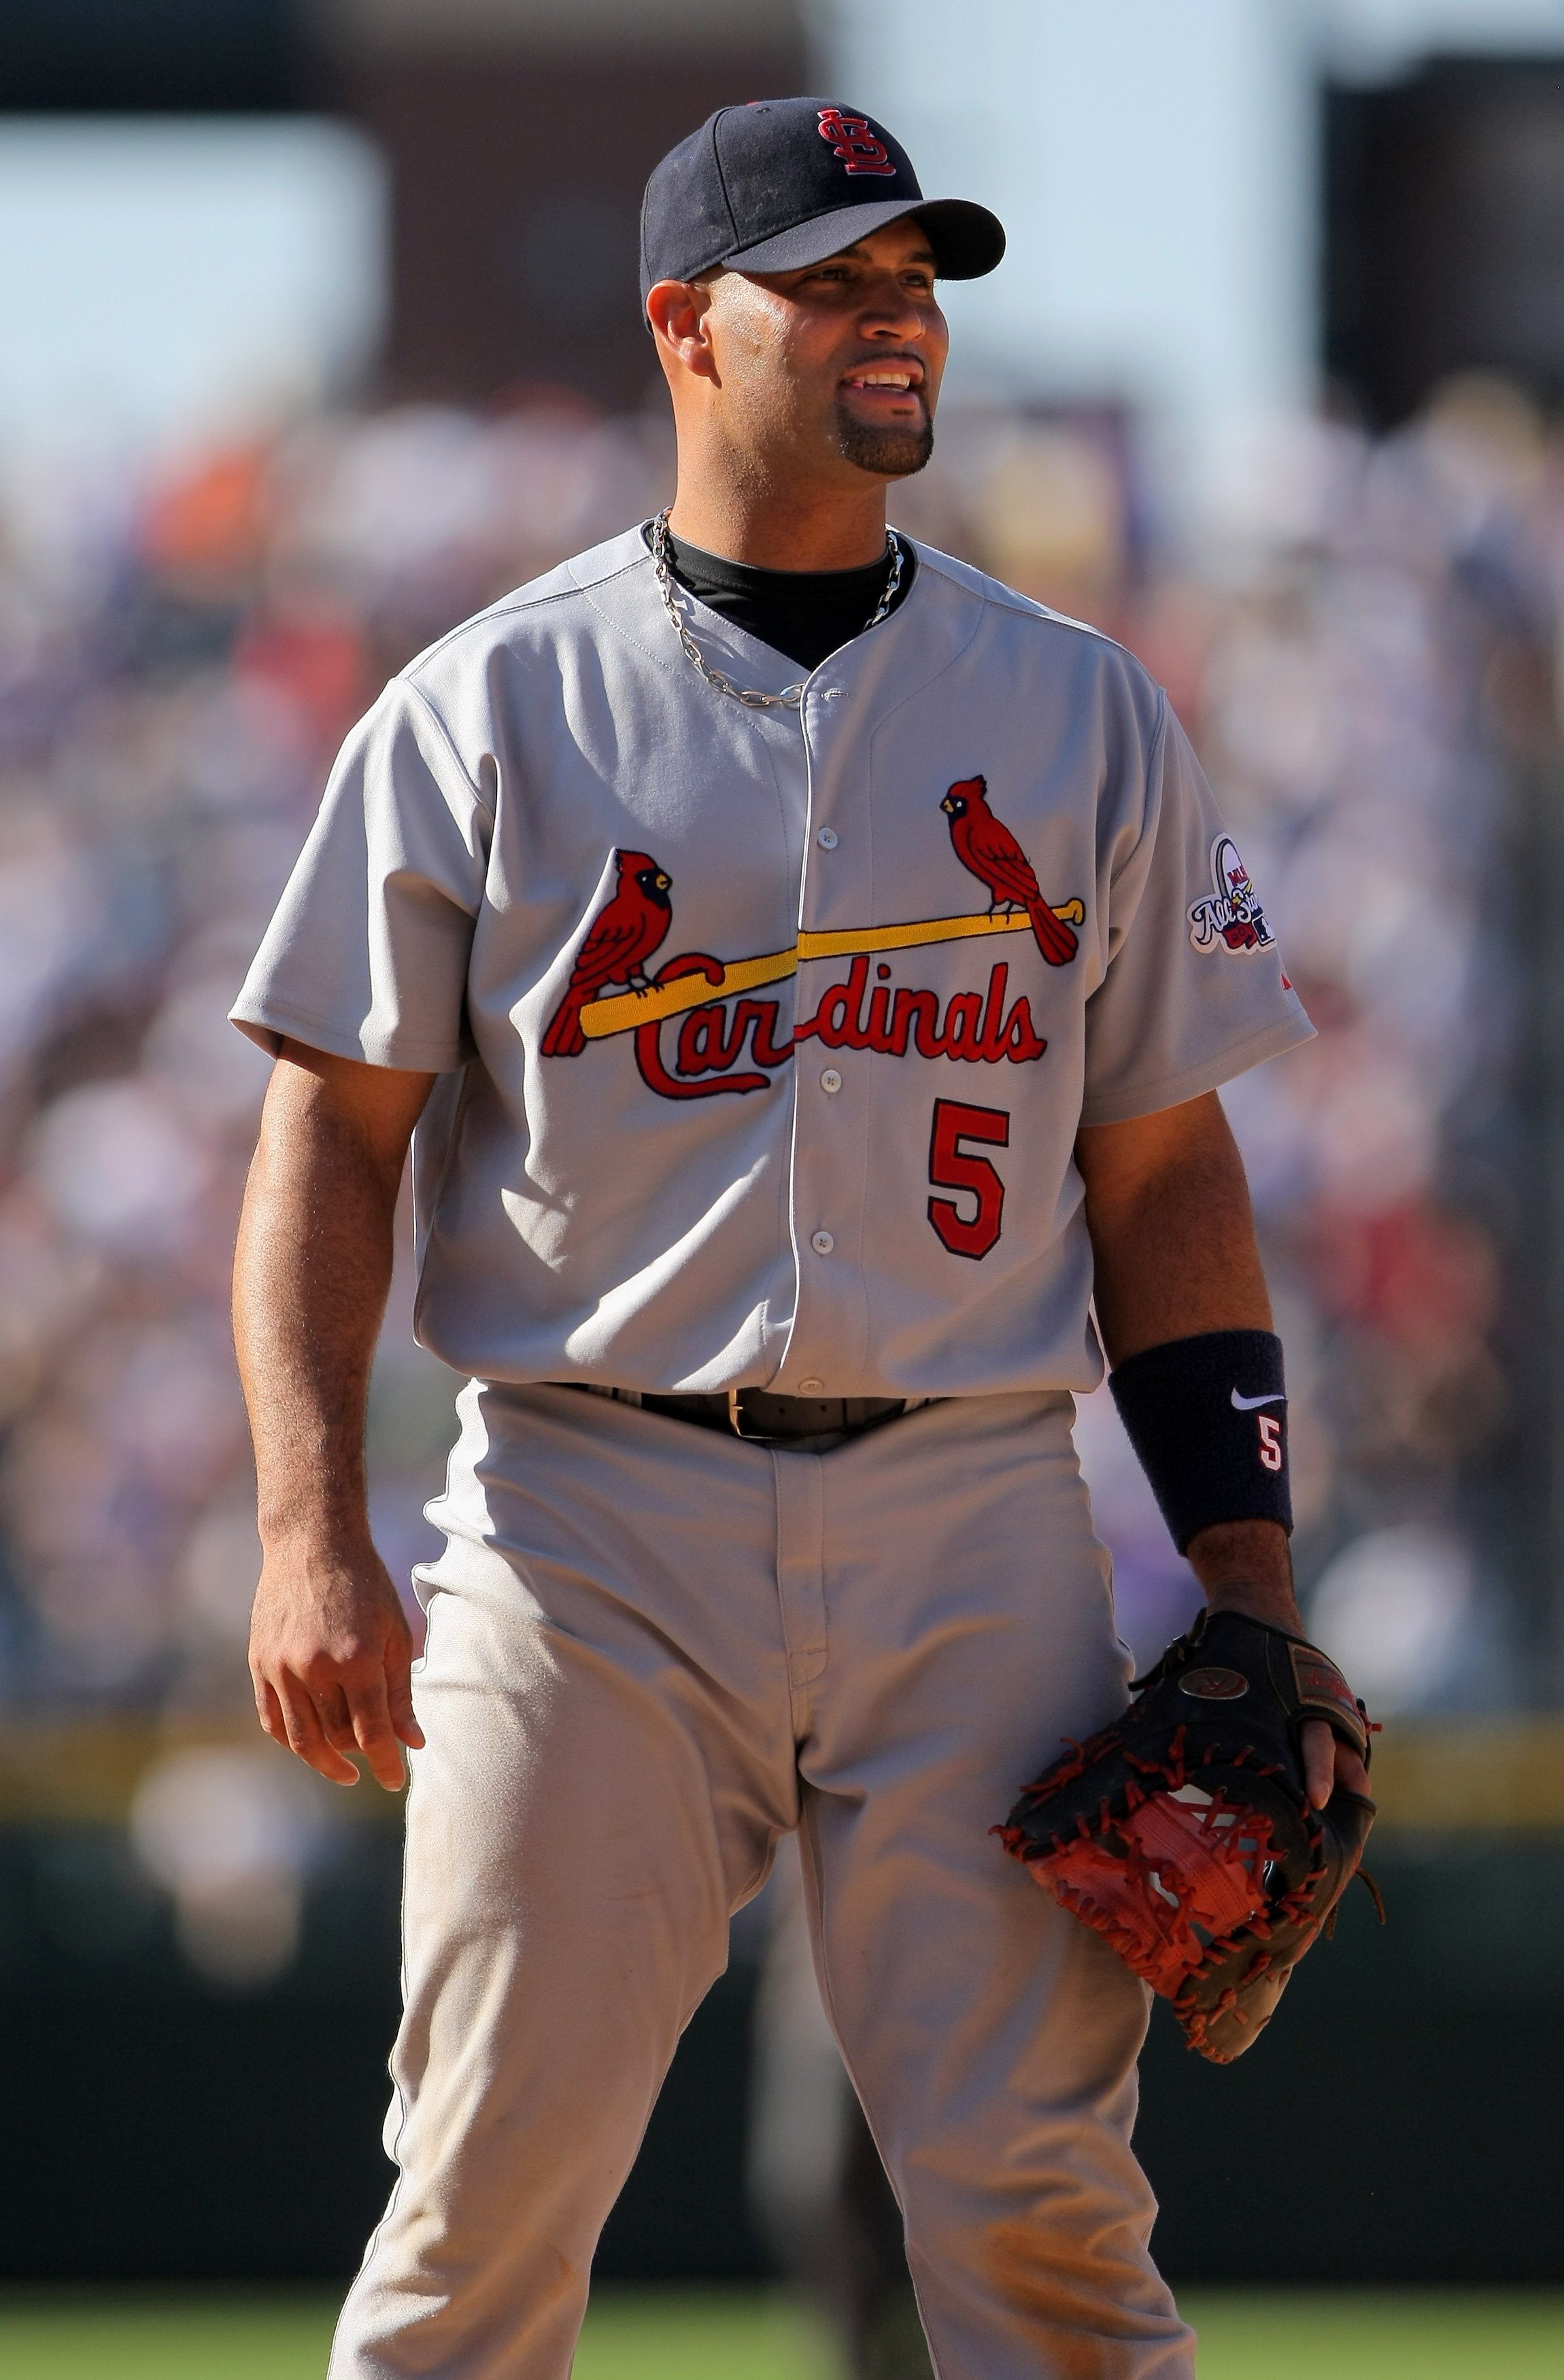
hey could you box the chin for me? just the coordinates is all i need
[836,409,935,480]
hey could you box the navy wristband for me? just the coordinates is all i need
[1107,1329,1291,1554]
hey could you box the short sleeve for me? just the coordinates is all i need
[230,679,491,1072]
[1081,696,1312,1127]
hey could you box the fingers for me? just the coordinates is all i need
[252,1647,369,1786]
[248,1557,422,1792]
[1299,1720,1374,1810]
[254,1675,289,1750]
[386,1653,427,1755]
[1301,1717,1336,1809]
[342,1666,411,1792]
[273,1672,362,1786]
[313,1680,358,1753]
[256,1659,413,1790]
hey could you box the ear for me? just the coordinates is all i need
[647,277,719,382]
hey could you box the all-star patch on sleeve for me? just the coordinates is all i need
[1079,697,1312,1128]
[230,677,492,1074]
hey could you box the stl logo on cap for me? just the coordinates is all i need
[817,107,896,176]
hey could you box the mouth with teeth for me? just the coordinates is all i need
[833,352,935,473]
[840,361,924,407]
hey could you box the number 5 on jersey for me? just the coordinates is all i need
[928,1098,1010,1259]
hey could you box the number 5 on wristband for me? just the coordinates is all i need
[1108,1329,1293,1553]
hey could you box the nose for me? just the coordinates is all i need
[858,271,929,340]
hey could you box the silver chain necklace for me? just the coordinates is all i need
[649,508,904,712]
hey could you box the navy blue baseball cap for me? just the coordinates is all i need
[640,97,1005,309]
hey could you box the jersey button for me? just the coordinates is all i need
[816,826,838,850]
[798,1376,825,1394]
[819,1068,842,1094]
[810,1230,835,1256]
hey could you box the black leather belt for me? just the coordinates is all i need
[556,1384,914,1451]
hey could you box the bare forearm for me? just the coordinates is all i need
[235,1068,402,1550]
[1078,1092,1299,1627]
[1078,1092,1270,1365]
[1181,1518,1293,1626]
[235,1045,434,1789]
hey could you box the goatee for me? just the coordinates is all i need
[836,408,935,479]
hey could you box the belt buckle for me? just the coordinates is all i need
[728,1388,762,1439]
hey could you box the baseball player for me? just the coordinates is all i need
[232,97,1362,2380]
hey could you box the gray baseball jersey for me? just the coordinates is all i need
[232,524,1311,1398]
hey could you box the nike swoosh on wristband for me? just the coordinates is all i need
[1230,1387,1285,1411]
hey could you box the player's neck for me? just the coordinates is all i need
[666,479,889,575]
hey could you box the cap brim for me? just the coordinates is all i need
[721,196,1004,281]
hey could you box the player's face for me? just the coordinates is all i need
[704,220,949,485]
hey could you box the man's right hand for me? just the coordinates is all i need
[235,1042,437,1792]
[249,1536,425,1790]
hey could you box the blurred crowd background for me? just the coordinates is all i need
[4,0,1564,2318]
[0,383,1554,1739]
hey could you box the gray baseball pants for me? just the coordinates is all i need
[328,1382,1195,2380]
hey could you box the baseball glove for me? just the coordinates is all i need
[996,1609,1378,2063]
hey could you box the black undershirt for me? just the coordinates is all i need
[649,524,915,674]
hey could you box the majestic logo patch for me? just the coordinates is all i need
[1188,835,1275,955]
[537,779,1084,1104]
[817,107,896,176]
[1178,1668,1250,1702]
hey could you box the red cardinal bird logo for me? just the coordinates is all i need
[541,850,674,1057]
[940,776,1079,966]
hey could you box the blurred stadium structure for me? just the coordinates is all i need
[4,0,1564,2302]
